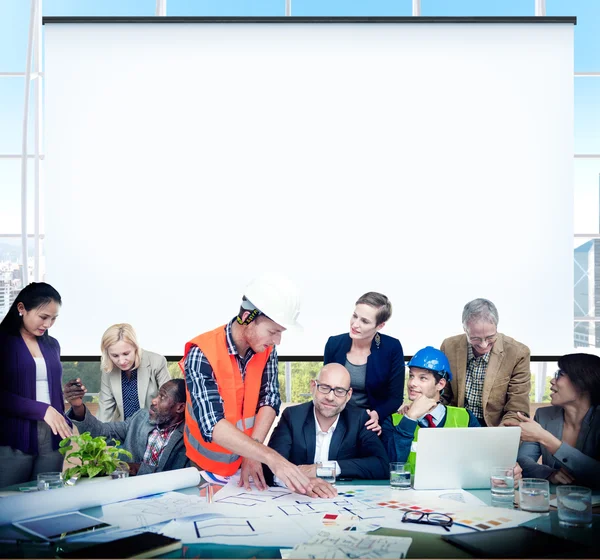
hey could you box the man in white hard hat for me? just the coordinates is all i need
[180,274,312,494]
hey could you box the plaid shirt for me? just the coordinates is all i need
[143,420,182,466]
[184,319,281,443]
[464,345,490,420]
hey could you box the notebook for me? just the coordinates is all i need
[58,531,182,559]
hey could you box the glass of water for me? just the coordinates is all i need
[556,486,592,528]
[317,465,336,485]
[37,471,63,490]
[110,461,130,479]
[518,478,549,513]
[390,462,411,490]
[490,466,515,504]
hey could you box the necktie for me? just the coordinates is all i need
[424,414,436,428]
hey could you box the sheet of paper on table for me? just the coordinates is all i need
[374,505,542,535]
[287,529,412,559]
[100,491,209,529]
[160,512,318,547]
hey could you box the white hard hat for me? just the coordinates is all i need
[242,274,302,331]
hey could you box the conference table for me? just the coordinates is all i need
[1,480,598,559]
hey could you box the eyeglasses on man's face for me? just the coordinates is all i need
[314,381,350,398]
[401,511,454,532]
[465,332,498,345]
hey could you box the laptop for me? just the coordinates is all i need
[412,426,521,490]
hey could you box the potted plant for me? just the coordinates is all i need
[59,431,133,481]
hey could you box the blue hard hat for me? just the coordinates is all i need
[408,346,453,381]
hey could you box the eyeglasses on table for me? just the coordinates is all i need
[401,511,454,532]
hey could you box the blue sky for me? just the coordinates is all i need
[1,0,599,235]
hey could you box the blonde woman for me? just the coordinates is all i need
[98,324,170,422]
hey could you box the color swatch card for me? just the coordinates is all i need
[450,506,541,532]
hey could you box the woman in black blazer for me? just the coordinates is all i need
[324,292,404,448]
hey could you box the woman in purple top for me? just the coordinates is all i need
[0,282,72,487]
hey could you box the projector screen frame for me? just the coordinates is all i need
[42,15,577,358]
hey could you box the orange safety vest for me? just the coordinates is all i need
[179,325,271,476]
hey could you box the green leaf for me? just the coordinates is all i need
[118,448,133,460]
[63,466,79,481]
[59,444,73,456]
[58,431,132,480]
[86,465,103,478]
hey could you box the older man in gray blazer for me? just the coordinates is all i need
[64,378,189,475]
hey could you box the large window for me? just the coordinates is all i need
[1,1,599,403]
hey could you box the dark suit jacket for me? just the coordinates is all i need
[324,333,404,420]
[267,402,389,482]
[517,405,600,489]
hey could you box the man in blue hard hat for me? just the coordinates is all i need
[387,346,479,469]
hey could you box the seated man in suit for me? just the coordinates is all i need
[440,298,531,426]
[388,346,480,468]
[63,378,189,476]
[267,363,389,497]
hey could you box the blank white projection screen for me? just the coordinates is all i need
[43,21,574,357]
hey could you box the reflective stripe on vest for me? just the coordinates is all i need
[184,424,240,464]
[391,406,470,475]
[180,325,271,476]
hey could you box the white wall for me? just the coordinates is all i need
[44,21,574,356]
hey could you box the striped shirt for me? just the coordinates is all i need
[184,319,281,443]
[464,345,490,421]
[121,369,140,420]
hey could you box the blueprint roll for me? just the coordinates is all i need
[0,467,201,524]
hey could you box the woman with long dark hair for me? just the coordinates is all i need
[511,353,600,489]
[0,282,72,486]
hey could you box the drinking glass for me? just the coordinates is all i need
[490,466,515,503]
[37,471,63,490]
[318,466,336,485]
[556,486,592,528]
[110,461,130,479]
[390,462,411,490]
[518,478,549,513]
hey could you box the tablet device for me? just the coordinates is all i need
[13,512,114,542]
[413,426,520,489]
[442,526,596,558]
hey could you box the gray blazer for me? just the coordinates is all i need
[98,349,171,422]
[517,405,600,489]
[67,406,189,475]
